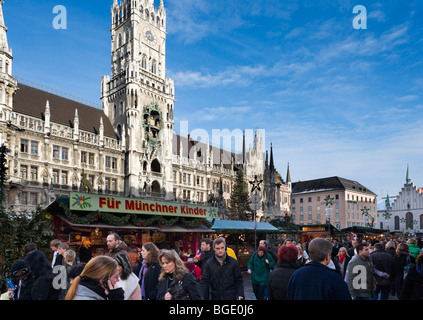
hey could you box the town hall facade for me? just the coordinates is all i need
[0,0,291,221]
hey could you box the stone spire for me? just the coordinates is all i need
[0,0,9,52]
[406,163,411,186]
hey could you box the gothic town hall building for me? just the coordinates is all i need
[0,0,291,221]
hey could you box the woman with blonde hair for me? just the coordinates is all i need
[156,249,201,300]
[333,247,351,279]
[65,255,124,300]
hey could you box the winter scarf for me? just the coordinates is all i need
[215,253,226,265]
[339,252,346,264]
[139,259,148,297]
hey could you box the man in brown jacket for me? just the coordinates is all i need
[106,233,129,259]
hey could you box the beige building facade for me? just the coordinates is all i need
[291,176,377,230]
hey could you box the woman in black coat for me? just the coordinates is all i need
[156,249,201,300]
[26,250,59,300]
[268,245,300,300]
[399,253,423,300]
[392,243,415,298]
[136,242,162,300]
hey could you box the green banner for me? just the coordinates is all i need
[69,192,218,219]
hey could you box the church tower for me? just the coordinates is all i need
[101,0,175,199]
[0,0,17,128]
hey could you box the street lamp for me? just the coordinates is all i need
[324,195,334,239]
[249,175,263,251]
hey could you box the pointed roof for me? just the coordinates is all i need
[0,0,10,53]
[286,162,291,183]
[385,192,391,207]
[406,164,411,185]
[269,143,274,171]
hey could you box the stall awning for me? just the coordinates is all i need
[56,214,159,231]
[158,224,215,233]
[340,226,388,234]
[209,219,280,233]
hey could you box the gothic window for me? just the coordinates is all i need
[118,33,122,47]
[151,159,161,173]
[151,181,160,194]
[151,60,157,74]
[406,211,413,229]
[142,56,147,69]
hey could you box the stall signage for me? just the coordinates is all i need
[70,192,218,219]
[302,226,326,232]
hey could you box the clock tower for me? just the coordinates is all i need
[101,0,175,199]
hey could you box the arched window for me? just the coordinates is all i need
[151,159,161,173]
[406,211,413,229]
[394,216,400,230]
[420,214,423,230]
[151,181,160,194]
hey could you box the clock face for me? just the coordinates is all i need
[143,27,157,46]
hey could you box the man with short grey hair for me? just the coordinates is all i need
[286,238,351,300]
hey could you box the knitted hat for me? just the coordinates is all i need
[9,259,29,278]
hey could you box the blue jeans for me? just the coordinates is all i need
[371,285,390,300]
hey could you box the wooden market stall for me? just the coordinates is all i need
[340,226,388,242]
[48,192,216,271]
[299,223,341,243]
[208,219,280,270]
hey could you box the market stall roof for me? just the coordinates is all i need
[158,224,215,233]
[340,226,388,234]
[209,219,280,233]
[56,214,159,231]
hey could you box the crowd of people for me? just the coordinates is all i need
[3,232,423,300]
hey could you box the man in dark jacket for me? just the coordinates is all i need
[199,237,244,300]
[286,238,351,300]
[369,243,393,300]
[194,238,215,275]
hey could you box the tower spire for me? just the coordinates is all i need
[269,143,274,171]
[286,162,291,183]
[406,164,411,185]
[0,0,17,121]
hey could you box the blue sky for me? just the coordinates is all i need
[4,0,423,209]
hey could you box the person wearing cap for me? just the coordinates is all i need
[9,259,33,300]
